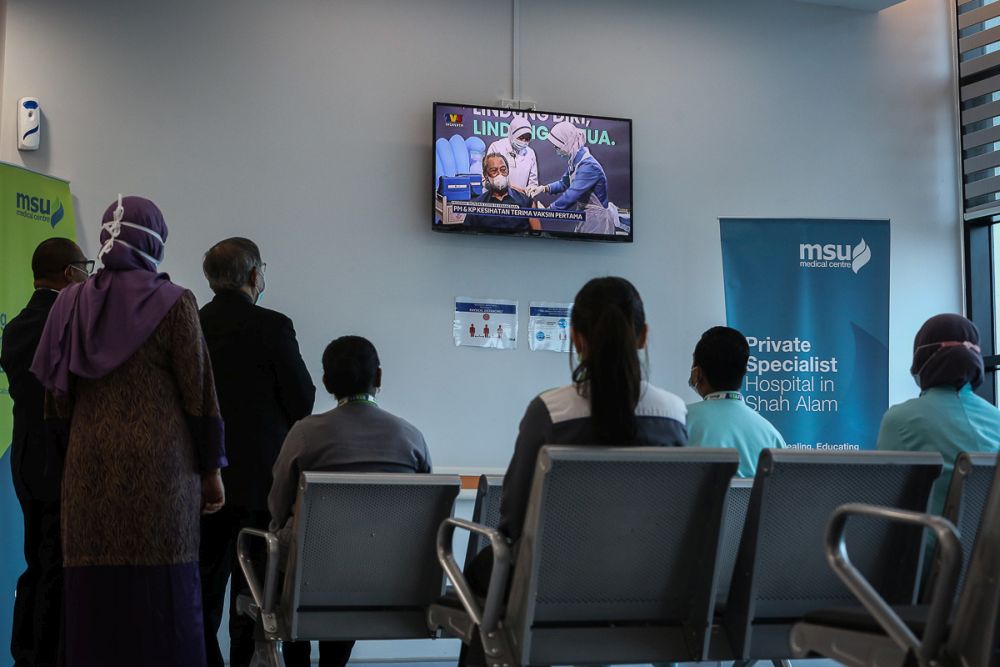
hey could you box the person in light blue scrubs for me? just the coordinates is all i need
[686,326,785,477]
[877,313,1000,515]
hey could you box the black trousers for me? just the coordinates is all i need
[460,549,497,667]
[281,639,355,667]
[200,506,271,667]
[10,495,62,667]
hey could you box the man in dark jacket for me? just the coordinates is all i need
[198,237,315,667]
[1,237,89,667]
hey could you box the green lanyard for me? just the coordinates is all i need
[705,391,743,401]
[337,393,377,407]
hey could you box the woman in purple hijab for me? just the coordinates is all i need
[31,196,227,667]
[877,313,1000,515]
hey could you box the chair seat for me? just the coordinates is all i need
[803,605,935,636]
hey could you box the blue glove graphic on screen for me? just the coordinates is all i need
[465,136,486,175]
[435,135,488,187]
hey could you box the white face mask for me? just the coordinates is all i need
[911,340,981,389]
[489,174,509,192]
[556,147,572,161]
[98,193,165,269]
[254,270,266,305]
[512,137,528,152]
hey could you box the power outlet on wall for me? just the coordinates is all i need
[498,99,537,111]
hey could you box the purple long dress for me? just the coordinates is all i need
[32,197,226,666]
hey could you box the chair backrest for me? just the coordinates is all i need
[716,478,754,606]
[505,446,740,662]
[947,451,1000,666]
[924,452,997,602]
[463,474,503,570]
[721,450,942,657]
[285,472,460,637]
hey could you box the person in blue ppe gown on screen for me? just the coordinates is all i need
[487,115,538,192]
[877,313,1000,516]
[462,153,540,232]
[526,120,619,236]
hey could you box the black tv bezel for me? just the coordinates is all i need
[431,101,634,244]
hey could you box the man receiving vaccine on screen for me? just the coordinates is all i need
[487,115,538,192]
[527,120,619,236]
[462,153,541,232]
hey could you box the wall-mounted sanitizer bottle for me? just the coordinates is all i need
[18,97,41,150]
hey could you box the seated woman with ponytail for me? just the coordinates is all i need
[459,277,687,667]
[498,276,688,544]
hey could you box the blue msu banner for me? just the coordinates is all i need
[719,218,890,451]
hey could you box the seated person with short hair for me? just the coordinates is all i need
[268,335,432,667]
[686,326,785,477]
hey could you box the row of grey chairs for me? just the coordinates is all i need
[236,448,996,667]
[789,452,1000,666]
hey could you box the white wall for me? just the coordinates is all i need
[0,0,959,662]
[1,0,960,473]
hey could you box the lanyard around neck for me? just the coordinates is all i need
[337,393,377,407]
[705,391,743,401]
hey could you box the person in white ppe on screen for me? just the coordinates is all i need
[487,115,538,192]
[526,121,620,236]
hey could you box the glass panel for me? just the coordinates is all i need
[994,225,1000,365]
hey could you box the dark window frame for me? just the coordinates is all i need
[957,0,1000,403]
[962,219,998,402]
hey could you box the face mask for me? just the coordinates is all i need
[489,174,509,192]
[556,148,572,161]
[910,340,981,390]
[512,138,528,152]
[98,194,165,268]
[254,271,266,305]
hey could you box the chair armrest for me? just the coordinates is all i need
[825,503,961,663]
[437,517,511,634]
[236,527,282,634]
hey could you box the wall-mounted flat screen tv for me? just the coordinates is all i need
[433,102,633,242]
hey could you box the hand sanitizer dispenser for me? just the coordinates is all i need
[18,98,40,151]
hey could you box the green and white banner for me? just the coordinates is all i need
[0,161,76,652]
[1,161,75,456]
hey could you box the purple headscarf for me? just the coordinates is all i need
[31,196,186,395]
[911,313,984,391]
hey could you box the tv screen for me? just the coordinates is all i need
[433,102,633,242]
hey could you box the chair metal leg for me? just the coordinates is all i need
[248,639,284,667]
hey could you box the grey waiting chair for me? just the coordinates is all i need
[922,451,997,603]
[716,477,754,609]
[464,474,504,570]
[458,475,503,667]
[789,450,1000,666]
[712,449,943,665]
[237,472,461,666]
[428,445,740,666]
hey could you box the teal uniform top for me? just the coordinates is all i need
[686,391,786,477]
[876,384,1000,516]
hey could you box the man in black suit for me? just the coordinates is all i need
[198,237,315,667]
[1,238,89,667]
